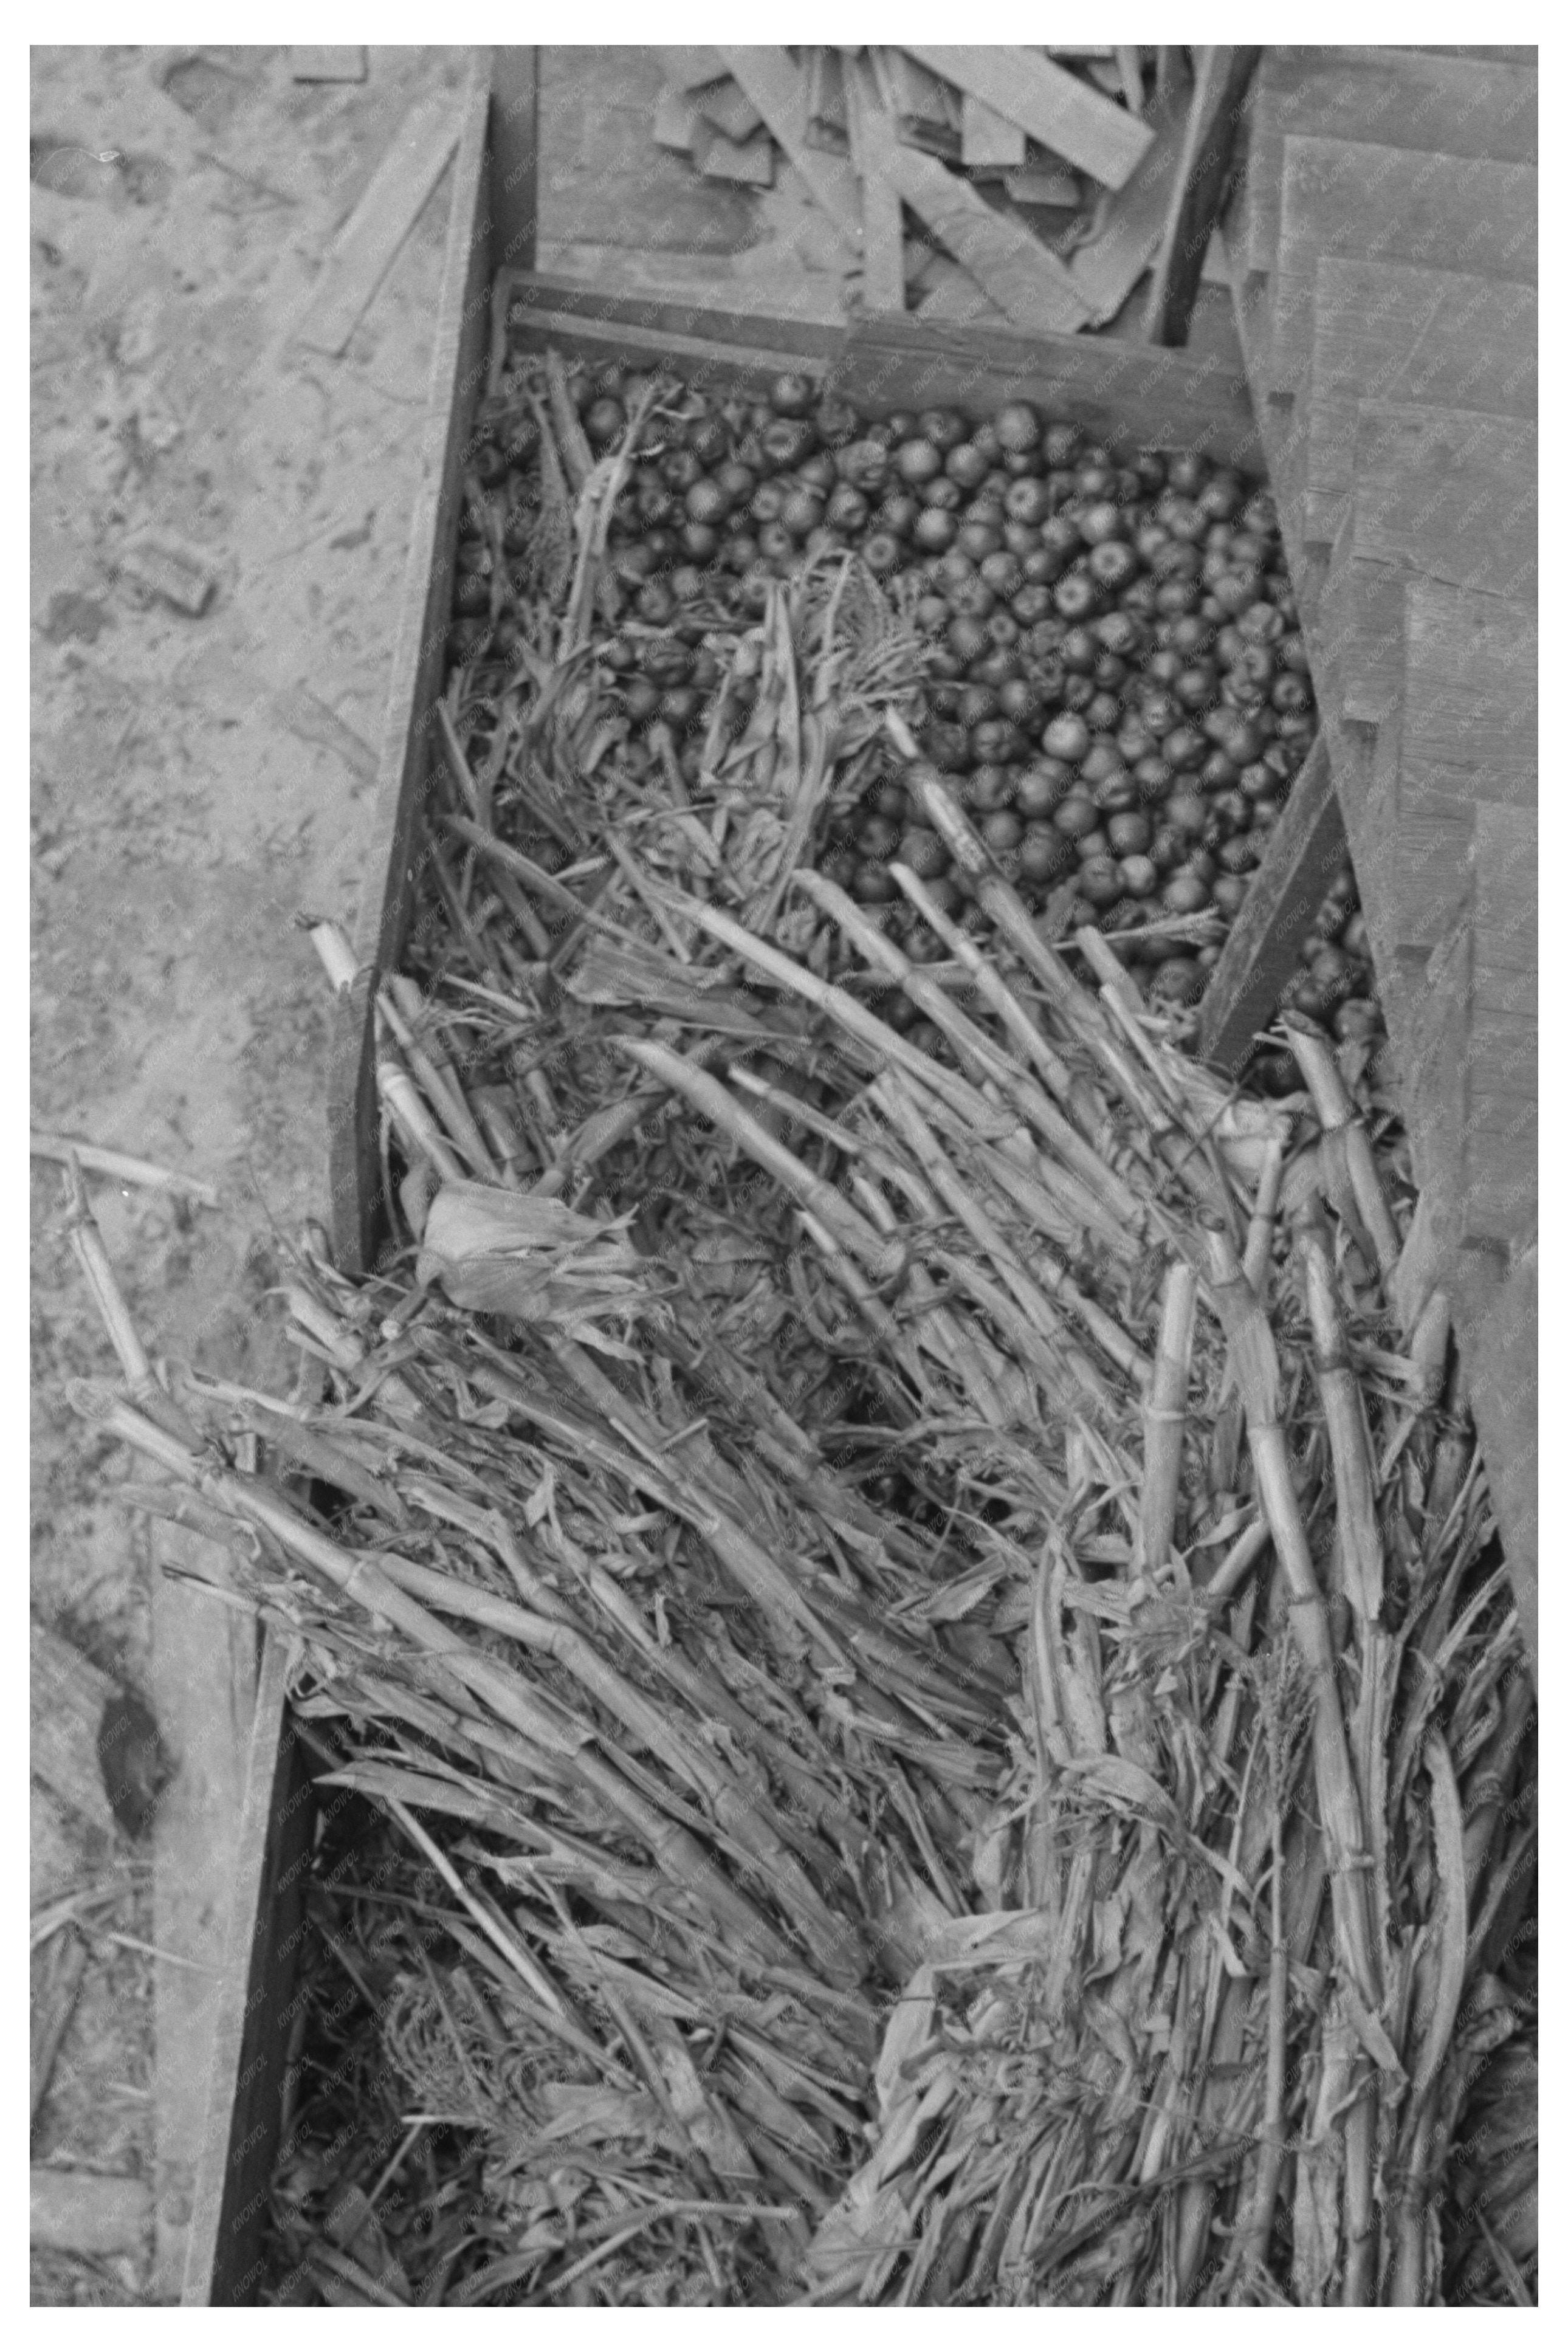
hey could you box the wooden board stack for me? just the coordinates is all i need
[651,44,1258,345]
[1209,41,1538,1657]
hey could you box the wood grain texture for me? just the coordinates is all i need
[1398,577,1536,807]
[904,45,1154,188]
[719,47,862,245]
[880,140,1092,335]
[328,68,492,1276]
[296,95,466,357]
[844,55,906,317]
[1350,402,1536,599]
[1144,47,1260,346]
[1067,71,1193,328]
[1197,732,1346,1071]
[151,1539,258,2299]
[490,46,539,275]
[960,90,1025,169]
[1304,260,1537,542]
[1242,46,1536,275]
[656,47,727,93]
[1458,1242,1536,1674]
[1268,136,1537,392]
[181,1633,315,2305]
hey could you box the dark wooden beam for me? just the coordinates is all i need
[1144,46,1260,346]
[1198,733,1347,1072]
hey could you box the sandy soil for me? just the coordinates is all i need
[29,43,830,2305]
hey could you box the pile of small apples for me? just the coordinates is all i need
[453,357,1335,1016]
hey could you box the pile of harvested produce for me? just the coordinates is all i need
[441,340,1389,1060]
[63,343,1527,2303]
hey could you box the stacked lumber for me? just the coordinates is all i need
[1215,44,1538,1657]
[652,46,1258,345]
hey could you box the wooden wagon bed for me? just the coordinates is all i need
[1214,42,1537,1660]
[183,45,1538,2302]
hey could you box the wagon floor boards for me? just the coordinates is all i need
[1220,40,1538,1661]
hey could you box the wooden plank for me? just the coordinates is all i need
[1144,47,1261,345]
[805,48,849,154]
[844,56,905,317]
[151,1537,257,2299]
[296,95,466,357]
[656,46,728,92]
[718,47,862,247]
[882,138,1092,336]
[1304,260,1537,543]
[1005,162,1081,207]
[289,46,367,83]
[961,91,1026,170]
[495,273,1262,466]
[693,78,764,145]
[1268,136,1538,393]
[1242,46,1536,277]
[868,49,961,157]
[1399,578,1537,808]
[328,70,492,1275]
[181,1633,315,2305]
[1460,1245,1536,1675]
[653,87,703,155]
[1067,69,1193,327]
[1197,734,1347,1071]
[903,45,1155,190]
[490,47,539,279]
[1350,402,1536,600]
[1470,802,1537,982]
[693,122,775,187]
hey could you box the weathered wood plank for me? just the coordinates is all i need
[1304,260,1537,542]
[880,140,1092,335]
[1459,1243,1536,1674]
[328,71,492,1276]
[182,1633,314,2305]
[1268,136,1537,394]
[1470,802,1537,985]
[960,90,1026,170]
[1198,734,1346,1071]
[656,47,727,93]
[1242,46,1536,277]
[903,45,1154,189]
[844,55,906,317]
[296,95,466,358]
[1350,402,1536,600]
[1144,47,1260,346]
[719,47,862,246]
[498,270,1262,464]
[692,78,764,145]
[1066,69,1192,328]
[693,122,775,188]
[288,47,366,83]
[1399,577,1537,806]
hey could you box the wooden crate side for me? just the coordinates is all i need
[326,64,494,1277]
[498,270,1263,467]
[181,1632,316,2306]
[1197,734,1347,1072]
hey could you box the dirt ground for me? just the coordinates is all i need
[29,42,835,2306]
